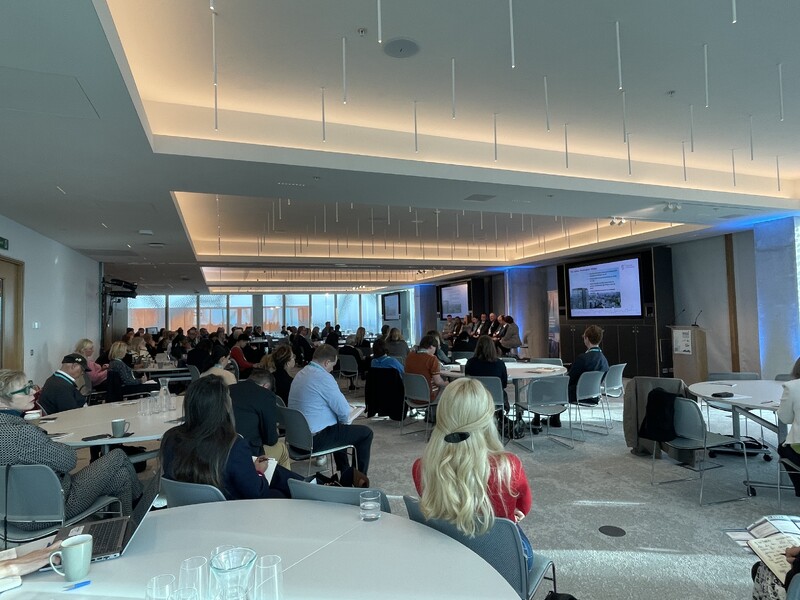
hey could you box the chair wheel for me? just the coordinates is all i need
[749,487,757,496]
[763,454,773,462]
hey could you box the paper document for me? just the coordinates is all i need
[748,533,800,582]
[348,404,365,424]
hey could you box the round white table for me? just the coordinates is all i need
[39,397,184,450]
[11,499,519,599]
[442,362,567,402]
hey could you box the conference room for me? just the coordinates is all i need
[2,1,800,598]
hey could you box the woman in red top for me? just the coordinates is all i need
[412,377,533,569]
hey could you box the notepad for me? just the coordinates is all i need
[748,533,800,582]
[0,548,22,593]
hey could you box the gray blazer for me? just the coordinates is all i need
[499,323,522,349]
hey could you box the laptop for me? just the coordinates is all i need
[50,474,160,562]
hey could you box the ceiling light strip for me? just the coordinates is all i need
[778,63,785,122]
[387,205,391,225]
[342,37,347,104]
[749,115,754,160]
[211,6,218,131]
[615,21,623,91]
[493,113,498,161]
[689,104,695,152]
[626,133,632,175]
[335,202,339,223]
[564,123,569,168]
[413,101,419,153]
[703,44,710,108]
[731,149,737,187]
[451,58,456,119]
[731,0,737,24]
[776,155,782,191]
[621,90,628,142]
[508,0,516,69]
[543,76,551,131]
[681,141,687,181]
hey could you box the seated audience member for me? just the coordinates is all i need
[310,326,321,342]
[201,345,237,386]
[230,333,257,379]
[370,338,404,376]
[186,327,199,348]
[354,327,371,351]
[325,325,342,348]
[379,324,391,341]
[280,325,289,337]
[465,335,508,409]
[776,377,800,497]
[752,546,800,599]
[129,336,150,363]
[161,376,301,500]
[74,338,108,393]
[426,330,450,364]
[496,314,522,355]
[142,333,158,357]
[320,321,333,339]
[412,377,533,569]
[792,356,800,380]
[288,344,373,474]
[187,338,214,373]
[260,345,294,406]
[107,341,158,396]
[38,354,91,415]
[0,369,143,527]
[406,335,449,401]
[292,326,314,365]
[229,370,291,469]
[386,328,410,359]
[339,335,367,384]
[226,327,244,348]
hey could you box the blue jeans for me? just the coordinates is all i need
[518,525,534,571]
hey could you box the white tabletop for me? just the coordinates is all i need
[10,499,518,599]
[442,362,567,382]
[39,398,183,447]
[688,380,784,411]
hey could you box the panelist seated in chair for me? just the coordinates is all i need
[160,376,302,500]
[0,369,143,529]
[411,378,534,570]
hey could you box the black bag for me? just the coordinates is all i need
[545,592,578,600]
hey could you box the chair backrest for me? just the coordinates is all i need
[187,364,201,382]
[529,357,563,366]
[403,496,528,599]
[526,376,569,409]
[104,370,124,403]
[159,476,226,508]
[775,373,794,382]
[708,372,759,381]
[403,373,431,404]
[226,360,240,381]
[338,354,359,374]
[672,397,706,442]
[451,351,474,361]
[277,406,314,451]
[365,367,405,421]
[576,370,605,401]
[469,376,505,410]
[288,480,391,512]
[603,363,627,396]
[0,465,66,524]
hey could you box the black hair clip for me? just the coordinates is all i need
[444,432,470,444]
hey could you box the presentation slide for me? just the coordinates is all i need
[383,294,400,320]
[440,283,469,317]
[568,257,642,317]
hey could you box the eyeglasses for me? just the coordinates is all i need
[10,380,36,396]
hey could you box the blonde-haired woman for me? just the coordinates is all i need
[386,328,409,359]
[74,338,108,390]
[108,341,157,395]
[411,377,533,568]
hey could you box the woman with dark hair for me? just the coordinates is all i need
[160,376,300,500]
[260,344,295,405]
[370,338,404,375]
[466,336,509,409]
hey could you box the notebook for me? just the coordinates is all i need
[50,474,159,562]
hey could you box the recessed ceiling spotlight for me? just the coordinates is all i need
[383,38,420,59]
[663,202,682,212]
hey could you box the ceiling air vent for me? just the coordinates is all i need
[463,194,495,203]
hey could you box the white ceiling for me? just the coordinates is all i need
[0,0,798,294]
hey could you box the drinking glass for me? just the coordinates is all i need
[253,555,283,600]
[210,547,256,600]
[178,556,207,600]
[150,390,162,414]
[359,490,381,521]
[139,396,151,417]
[145,574,176,600]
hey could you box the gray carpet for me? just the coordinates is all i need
[333,382,792,600]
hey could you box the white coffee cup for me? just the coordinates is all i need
[50,534,93,582]
[111,418,131,438]
[23,410,42,423]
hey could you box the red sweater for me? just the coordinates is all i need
[230,345,254,370]
[412,453,532,520]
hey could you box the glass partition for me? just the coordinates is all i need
[262,294,283,334]
[229,295,253,328]
[361,294,379,337]
[127,295,166,330]
[335,294,359,334]
[285,294,310,327]
[199,295,227,332]
[311,294,335,329]
[168,295,197,331]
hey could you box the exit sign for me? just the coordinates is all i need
[0,237,7,251]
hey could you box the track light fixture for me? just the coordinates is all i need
[609,217,627,226]
[662,202,681,212]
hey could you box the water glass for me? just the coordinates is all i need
[210,547,256,600]
[169,590,199,600]
[138,396,152,416]
[253,555,283,600]
[359,490,381,521]
[150,391,162,414]
[178,556,207,599]
[145,574,176,600]
[208,546,235,600]
[168,393,177,412]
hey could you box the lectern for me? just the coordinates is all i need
[669,326,707,385]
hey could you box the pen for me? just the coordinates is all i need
[64,580,91,591]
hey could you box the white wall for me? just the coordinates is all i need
[0,214,101,384]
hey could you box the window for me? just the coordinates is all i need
[199,295,227,332]
[336,294,359,334]
[262,294,283,334]
[285,294,309,327]
[229,295,253,328]
[311,294,335,329]
[168,295,197,331]
[127,295,166,330]
[361,294,379,336]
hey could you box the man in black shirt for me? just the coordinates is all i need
[38,353,91,415]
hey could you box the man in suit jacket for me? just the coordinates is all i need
[472,313,491,338]
[38,354,90,415]
[229,370,291,469]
